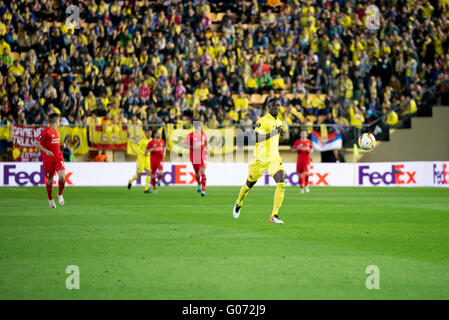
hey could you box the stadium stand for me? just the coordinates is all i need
[0,0,449,149]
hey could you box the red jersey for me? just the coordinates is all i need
[37,127,62,161]
[293,138,312,163]
[147,139,165,161]
[186,131,207,163]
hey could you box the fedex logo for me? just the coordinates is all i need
[433,163,448,185]
[264,165,330,186]
[137,164,197,185]
[359,164,416,185]
[3,165,73,186]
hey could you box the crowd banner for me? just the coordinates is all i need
[11,125,45,162]
[126,123,145,155]
[311,128,342,152]
[1,162,447,187]
[89,123,127,150]
[58,126,89,154]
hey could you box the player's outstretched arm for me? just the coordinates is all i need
[35,140,53,157]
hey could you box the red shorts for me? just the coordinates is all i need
[191,161,206,173]
[151,159,163,174]
[296,160,310,174]
[43,156,65,178]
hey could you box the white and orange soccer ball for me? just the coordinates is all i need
[358,133,376,151]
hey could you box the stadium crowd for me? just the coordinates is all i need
[0,0,448,139]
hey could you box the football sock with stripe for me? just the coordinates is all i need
[236,183,251,207]
[46,183,53,200]
[272,182,286,216]
[151,177,156,189]
[145,175,150,190]
[201,174,206,191]
[129,174,139,183]
[58,178,65,196]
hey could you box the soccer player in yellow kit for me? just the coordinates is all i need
[233,97,286,224]
[128,129,152,193]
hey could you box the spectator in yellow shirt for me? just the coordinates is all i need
[402,94,418,115]
[195,82,209,102]
[233,91,249,111]
[272,73,285,90]
[246,73,259,94]
[349,105,365,128]
[382,107,398,126]
[8,60,25,77]
[349,105,364,140]
[0,37,11,54]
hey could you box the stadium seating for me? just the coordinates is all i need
[0,0,446,151]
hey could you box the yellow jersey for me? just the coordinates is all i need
[254,113,283,163]
[137,138,151,161]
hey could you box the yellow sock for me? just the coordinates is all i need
[145,176,150,190]
[271,182,286,216]
[129,174,139,183]
[236,183,251,206]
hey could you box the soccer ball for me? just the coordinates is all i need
[358,133,376,151]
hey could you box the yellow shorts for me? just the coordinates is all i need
[247,159,285,182]
[137,157,151,173]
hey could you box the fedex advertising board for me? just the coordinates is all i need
[0,162,447,187]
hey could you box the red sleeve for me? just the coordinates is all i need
[293,140,299,149]
[146,140,153,151]
[37,128,47,143]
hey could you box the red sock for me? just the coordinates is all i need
[299,175,303,188]
[151,177,156,189]
[201,174,206,191]
[46,183,53,200]
[58,179,65,196]
[305,175,309,186]
[196,174,200,185]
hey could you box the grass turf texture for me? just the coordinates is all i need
[0,186,448,299]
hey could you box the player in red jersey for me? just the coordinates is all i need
[145,130,166,194]
[292,129,313,193]
[184,121,208,196]
[35,113,66,208]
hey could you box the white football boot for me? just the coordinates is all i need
[233,203,241,219]
[49,200,56,208]
[58,194,64,205]
[305,187,310,193]
[269,215,284,224]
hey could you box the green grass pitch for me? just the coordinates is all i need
[0,186,448,299]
